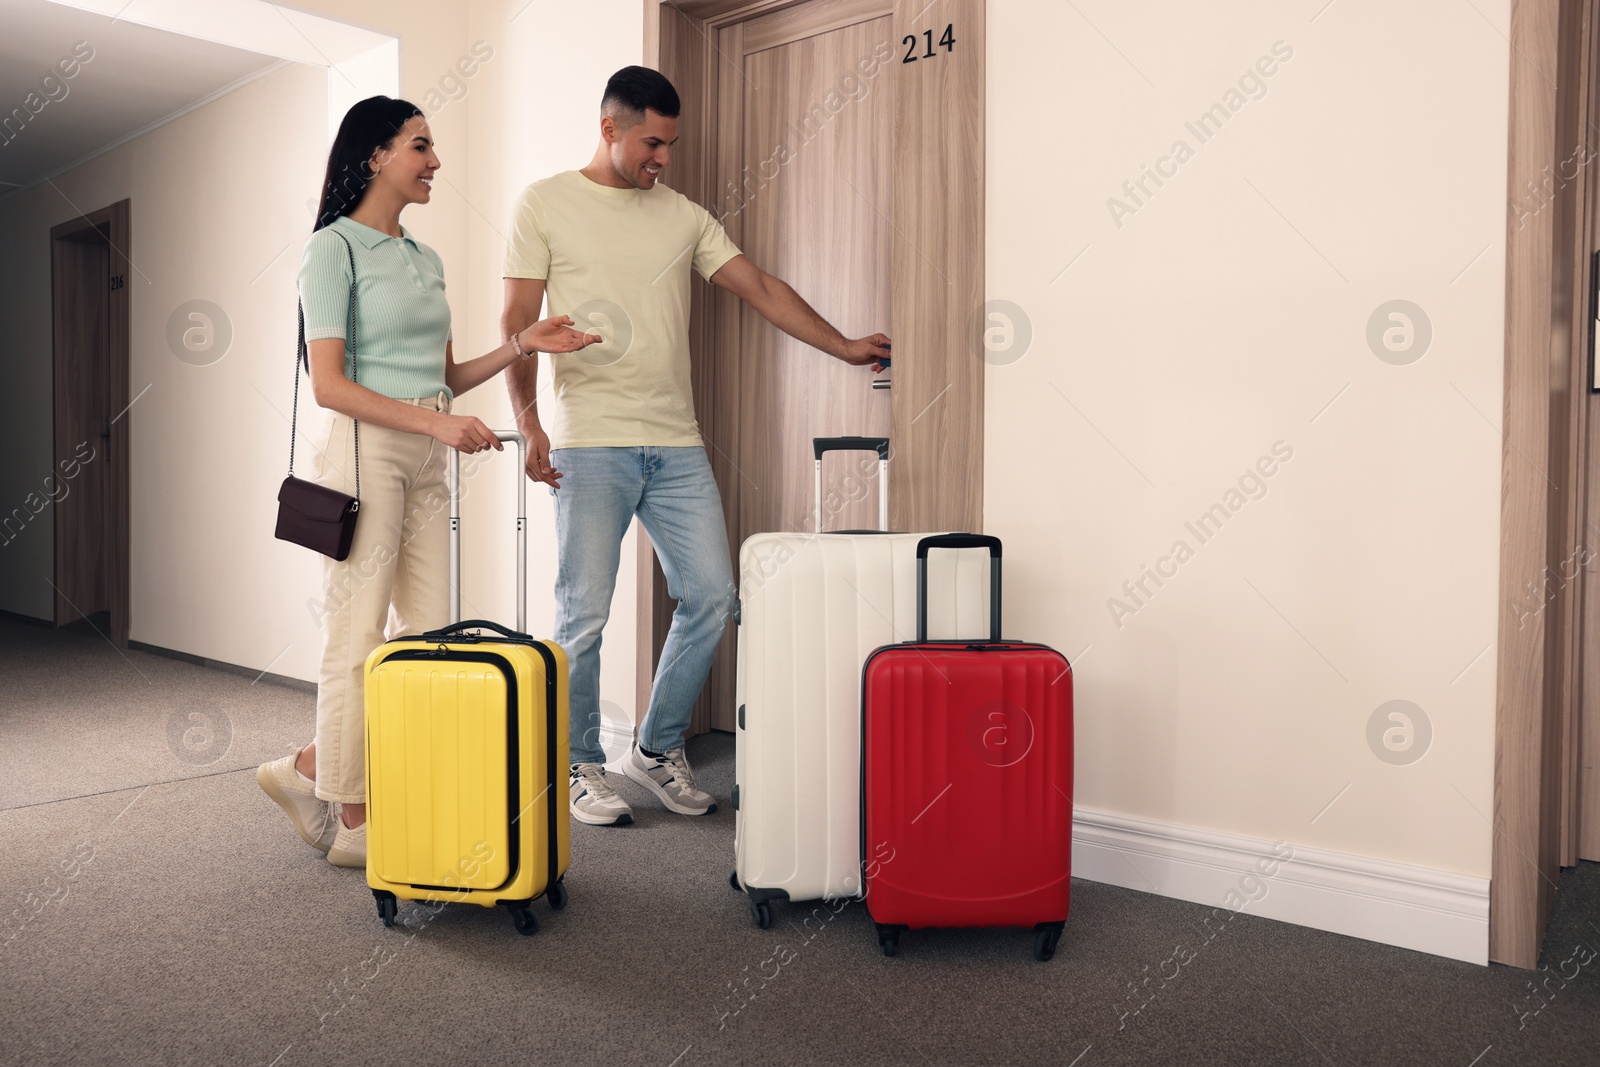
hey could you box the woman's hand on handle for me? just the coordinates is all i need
[432,413,504,454]
[519,315,602,355]
[524,424,562,489]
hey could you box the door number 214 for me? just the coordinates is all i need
[903,24,956,63]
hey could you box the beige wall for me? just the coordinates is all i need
[0,0,645,726]
[0,3,470,671]
[0,155,94,621]
[986,0,1509,877]
[0,60,330,668]
[0,0,1514,898]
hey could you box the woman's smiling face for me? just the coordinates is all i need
[369,115,439,206]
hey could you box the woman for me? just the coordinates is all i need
[257,96,598,867]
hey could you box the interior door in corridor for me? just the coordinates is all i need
[685,3,898,733]
[726,5,895,541]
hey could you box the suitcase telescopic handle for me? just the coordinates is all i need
[813,436,890,533]
[916,533,1002,642]
[813,436,890,460]
[448,431,527,632]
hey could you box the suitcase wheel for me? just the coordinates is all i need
[547,880,569,911]
[373,891,398,929]
[749,900,773,929]
[728,870,742,893]
[876,924,903,957]
[508,902,540,936]
[1033,923,1064,962]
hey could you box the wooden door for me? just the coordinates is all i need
[644,0,984,736]
[51,234,111,626]
[1576,4,1600,869]
[732,7,895,538]
[50,201,130,646]
[1497,0,1597,966]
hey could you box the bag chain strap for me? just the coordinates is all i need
[288,230,360,505]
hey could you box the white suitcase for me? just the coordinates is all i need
[730,437,990,928]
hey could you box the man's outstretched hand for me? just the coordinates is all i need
[839,333,892,371]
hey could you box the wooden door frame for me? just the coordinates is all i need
[49,199,131,648]
[638,0,986,731]
[1494,0,1598,967]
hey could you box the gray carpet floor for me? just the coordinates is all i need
[2,616,1598,1067]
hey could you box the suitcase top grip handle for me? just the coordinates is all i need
[917,534,1002,642]
[423,618,534,642]
[813,436,889,460]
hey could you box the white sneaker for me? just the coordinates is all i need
[327,817,367,868]
[257,752,337,851]
[623,745,716,816]
[570,763,634,827]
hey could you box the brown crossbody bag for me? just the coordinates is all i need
[274,230,361,561]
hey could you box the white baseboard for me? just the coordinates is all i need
[1072,807,1489,965]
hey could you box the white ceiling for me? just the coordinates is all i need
[0,0,281,191]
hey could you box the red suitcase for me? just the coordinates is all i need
[861,534,1073,961]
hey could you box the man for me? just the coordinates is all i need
[502,66,890,827]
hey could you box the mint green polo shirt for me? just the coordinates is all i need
[297,215,453,400]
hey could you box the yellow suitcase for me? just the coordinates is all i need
[363,435,571,935]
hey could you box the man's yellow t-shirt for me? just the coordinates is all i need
[503,170,742,450]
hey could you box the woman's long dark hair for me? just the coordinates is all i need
[314,96,424,232]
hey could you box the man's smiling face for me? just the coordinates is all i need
[606,107,677,190]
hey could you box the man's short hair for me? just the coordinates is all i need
[602,66,681,126]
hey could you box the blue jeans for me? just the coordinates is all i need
[551,446,735,765]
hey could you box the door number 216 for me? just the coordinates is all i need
[903,24,956,63]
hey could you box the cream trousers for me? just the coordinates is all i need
[311,394,452,803]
